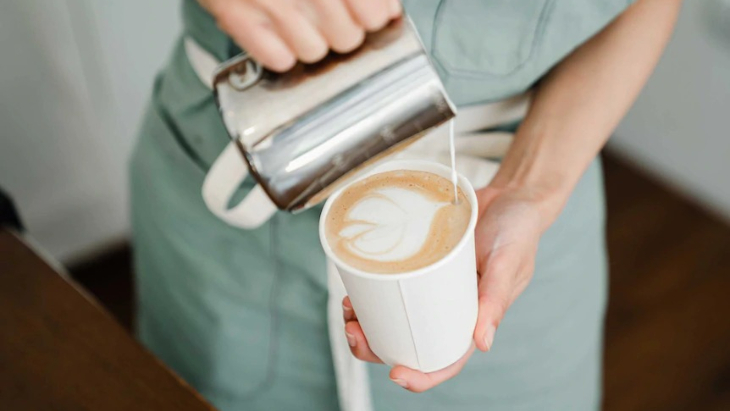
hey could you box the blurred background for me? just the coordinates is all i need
[1,1,729,410]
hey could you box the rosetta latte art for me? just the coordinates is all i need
[325,170,471,274]
[338,189,447,262]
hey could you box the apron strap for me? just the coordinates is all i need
[184,37,219,89]
[327,261,374,411]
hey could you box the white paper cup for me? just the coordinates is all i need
[319,159,479,373]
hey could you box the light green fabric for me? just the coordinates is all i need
[410,0,635,104]
[132,2,626,410]
[132,42,337,410]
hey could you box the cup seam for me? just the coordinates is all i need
[397,280,422,371]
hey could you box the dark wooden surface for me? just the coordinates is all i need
[68,152,730,411]
[0,230,216,411]
[602,155,730,411]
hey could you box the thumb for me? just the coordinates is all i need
[473,253,518,352]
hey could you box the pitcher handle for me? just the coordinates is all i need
[202,142,278,229]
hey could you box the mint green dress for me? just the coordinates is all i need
[131,1,634,410]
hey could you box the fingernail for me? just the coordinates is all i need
[483,325,496,351]
[391,378,408,389]
[345,332,356,347]
[343,304,352,311]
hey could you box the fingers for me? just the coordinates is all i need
[387,0,402,19]
[342,296,357,322]
[218,2,296,72]
[473,251,517,352]
[390,344,476,393]
[344,320,383,363]
[310,0,366,53]
[343,296,381,363]
[344,293,473,392]
[344,0,392,32]
[258,2,329,64]
[216,0,401,71]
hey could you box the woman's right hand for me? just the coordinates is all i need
[198,0,402,72]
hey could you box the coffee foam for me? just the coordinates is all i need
[325,170,471,274]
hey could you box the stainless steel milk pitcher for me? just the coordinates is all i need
[209,18,455,218]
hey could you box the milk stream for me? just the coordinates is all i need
[449,119,458,204]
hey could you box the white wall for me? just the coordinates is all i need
[609,0,730,222]
[0,1,180,262]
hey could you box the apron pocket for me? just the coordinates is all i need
[433,0,554,77]
[146,74,210,176]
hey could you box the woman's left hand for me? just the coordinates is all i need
[343,183,547,392]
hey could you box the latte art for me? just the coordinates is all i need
[339,188,446,261]
[325,170,471,274]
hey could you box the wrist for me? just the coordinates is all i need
[486,177,569,233]
[487,127,577,230]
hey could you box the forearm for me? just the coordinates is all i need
[490,0,682,229]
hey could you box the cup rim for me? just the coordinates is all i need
[319,159,479,281]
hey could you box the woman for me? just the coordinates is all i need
[130,1,681,410]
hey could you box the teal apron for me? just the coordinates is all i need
[131,1,632,410]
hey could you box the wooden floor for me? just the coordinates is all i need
[602,155,730,411]
[70,152,730,411]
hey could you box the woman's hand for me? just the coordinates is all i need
[342,183,547,392]
[343,296,477,393]
[341,0,682,394]
[198,0,402,71]
[471,185,545,352]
